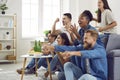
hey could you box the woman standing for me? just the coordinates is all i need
[94,0,117,47]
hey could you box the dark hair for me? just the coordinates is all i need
[47,30,57,39]
[98,0,111,22]
[81,10,93,22]
[85,30,98,39]
[59,33,70,46]
[46,30,51,37]
[63,13,72,20]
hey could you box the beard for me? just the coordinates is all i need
[83,42,92,50]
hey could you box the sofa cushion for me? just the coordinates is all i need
[107,49,120,57]
[106,34,120,53]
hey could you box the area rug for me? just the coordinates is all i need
[0,70,38,80]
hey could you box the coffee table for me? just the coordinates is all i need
[20,54,53,80]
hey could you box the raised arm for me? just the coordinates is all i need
[51,18,61,35]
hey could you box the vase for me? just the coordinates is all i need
[1,11,5,14]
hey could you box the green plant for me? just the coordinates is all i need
[95,10,98,14]
[34,40,41,52]
[43,30,50,36]
[0,4,8,11]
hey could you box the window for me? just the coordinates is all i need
[43,0,60,31]
[22,0,61,38]
[22,0,39,38]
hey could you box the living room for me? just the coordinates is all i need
[0,0,120,80]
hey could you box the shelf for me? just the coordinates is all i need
[0,39,16,41]
[0,13,17,63]
[0,49,15,52]
[0,14,16,17]
[0,60,14,62]
[0,27,14,29]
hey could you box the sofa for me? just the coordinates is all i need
[106,34,120,80]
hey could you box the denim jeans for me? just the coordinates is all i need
[26,58,36,69]
[57,72,66,80]
[49,54,63,71]
[78,74,97,80]
[64,62,97,80]
[26,58,52,70]
[64,62,83,80]
[100,33,110,48]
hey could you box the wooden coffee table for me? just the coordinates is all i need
[20,54,53,80]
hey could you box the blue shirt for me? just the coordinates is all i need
[54,43,107,80]
[74,25,104,47]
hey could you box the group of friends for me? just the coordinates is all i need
[17,0,117,80]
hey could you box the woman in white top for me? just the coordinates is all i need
[93,0,117,47]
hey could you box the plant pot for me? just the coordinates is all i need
[6,45,11,50]
[2,11,5,14]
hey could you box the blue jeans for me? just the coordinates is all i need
[49,55,80,72]
[49,54,63,72]
[78,74,97,80]
[100,33,110,48]
[57,72,66,80]
[64,62,97,80]
[26,58,52,70]
[64,62,83,80]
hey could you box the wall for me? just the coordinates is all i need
[6,0,31,61]
[5,0,120,61]
[108,0,120,34]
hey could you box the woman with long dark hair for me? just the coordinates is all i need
[95,0,117,32]
[93,0,117,47]
[57,33,70,46]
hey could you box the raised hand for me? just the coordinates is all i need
[54,18,59,24]
[71,23,78,33]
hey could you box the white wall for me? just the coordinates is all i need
[61,0,92,25]
[5,0,120,61]
[108,0,120,34]
[6,0,32,61]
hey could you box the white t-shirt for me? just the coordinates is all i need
[100,9,116,33]
[60,27,72,42]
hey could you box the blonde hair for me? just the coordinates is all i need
[85,30,98,39]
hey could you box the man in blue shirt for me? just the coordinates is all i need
[62,30,107,80]
[44,10,104,79]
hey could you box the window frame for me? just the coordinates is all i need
[21,0,62,39]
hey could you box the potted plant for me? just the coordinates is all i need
[0,4,8,14]
[44,30,50,37]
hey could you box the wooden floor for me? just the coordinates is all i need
[0,62,38,80]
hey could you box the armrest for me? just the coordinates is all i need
[107,49,120,57]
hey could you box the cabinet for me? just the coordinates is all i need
[0,14,17,63]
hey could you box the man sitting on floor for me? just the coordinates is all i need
[62,30,107,80]
[16,31,57,74]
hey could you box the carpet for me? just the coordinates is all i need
[0,70,38,80]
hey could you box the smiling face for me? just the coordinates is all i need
[83,33,95,49]
[47,33,56,43]
[62,15,71,26]
[56,35,64,45]
[98,0,104,10]
[47,33,53,42]
[78,15,89,28]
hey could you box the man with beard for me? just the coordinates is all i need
[43,10,104,80]
[63,30,107,80]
